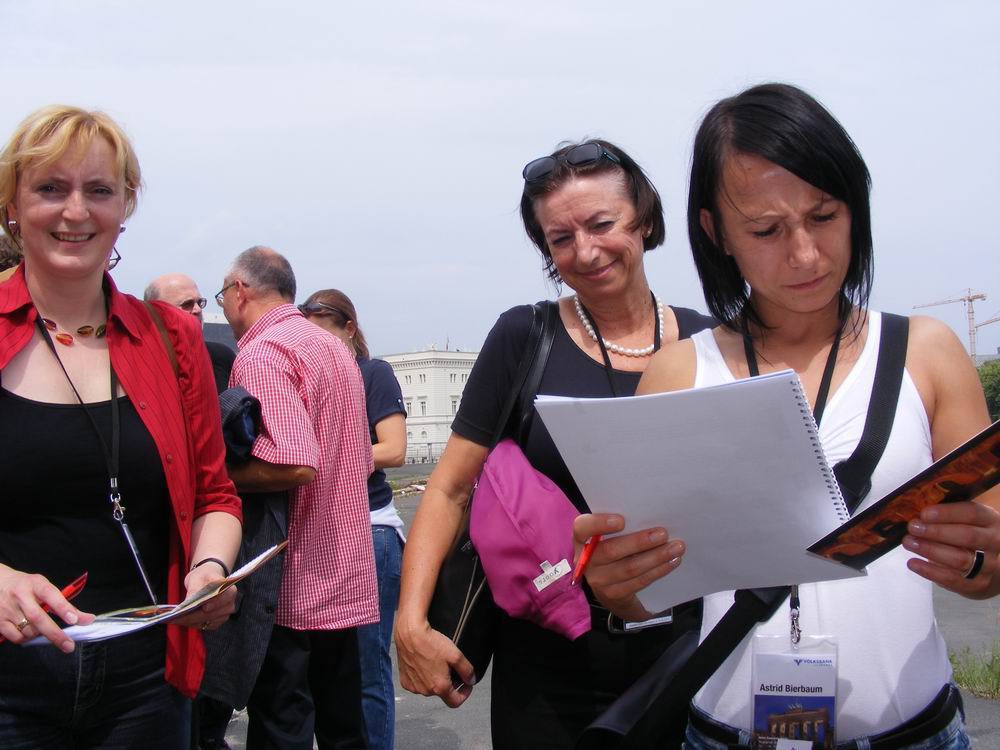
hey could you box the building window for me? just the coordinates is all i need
[407,431,412,439]
[419,373,426,384]
[450,373,456,382]
[420,430,427,439]
[405,400,412,414]
[420,401,426,416]
[404,375,411,384]
[451,399,458,414]
[461,373,467,382]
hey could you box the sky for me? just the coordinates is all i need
[2,1,998,357]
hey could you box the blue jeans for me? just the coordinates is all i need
[683,700,970,750]
[357,526,402,750]
[0,628,190,749]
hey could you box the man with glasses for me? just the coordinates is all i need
[213,246,377,750]
[144,273,235,393]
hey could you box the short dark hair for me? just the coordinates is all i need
[688,83,873,331]
[233,245,296,302]
[520,138,665,283]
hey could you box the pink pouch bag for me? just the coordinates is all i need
[470,438,591,641]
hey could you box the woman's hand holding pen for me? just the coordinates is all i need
[572,513,686,623]
[0,565,94,652]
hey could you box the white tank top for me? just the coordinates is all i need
[690,312,950,740]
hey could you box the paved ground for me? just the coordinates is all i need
[225,475,1000,749]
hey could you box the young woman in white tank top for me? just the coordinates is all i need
[572,84,999,749]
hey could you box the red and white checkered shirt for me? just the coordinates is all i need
[231,304,378,630]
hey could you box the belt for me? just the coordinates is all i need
[689,684,962,750]
[589,604,674,635]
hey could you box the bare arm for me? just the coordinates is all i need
[372,413,407,469]
[227,458,316,493]
[395,433,488,707]
[903,316,1000,598]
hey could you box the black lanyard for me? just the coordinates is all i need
[741,321,841,428]
[34,314,159,605]
[741,317,842,644]
[577,291,662,398]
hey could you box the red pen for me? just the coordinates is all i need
[0,571,88,644]
[571,535,601,586]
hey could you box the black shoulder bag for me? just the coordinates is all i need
[577,312,909,750]
[427,300,560,682]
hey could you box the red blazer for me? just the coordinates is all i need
[0,265,242,697]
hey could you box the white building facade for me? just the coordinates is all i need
[381,347,479,463]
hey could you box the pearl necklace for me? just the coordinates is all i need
[573,294,664,357]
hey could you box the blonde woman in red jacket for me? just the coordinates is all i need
[0,105,242,748]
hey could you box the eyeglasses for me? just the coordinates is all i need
[215,281,244,307]
[107,248,121,270]
[178,297,208,312]
[521,142,622,182]
[298,301,345,319]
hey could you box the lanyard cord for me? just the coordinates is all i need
[741,315,842,646]
[34,314,159,605]
[576,291,662,398]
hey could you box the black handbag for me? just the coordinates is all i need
[427,301,559,682]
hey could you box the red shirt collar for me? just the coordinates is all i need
[0,263,143,342]
[237,303,303,349]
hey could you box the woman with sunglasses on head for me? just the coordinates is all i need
[592,83,999,749]
[301,289,407,750]
[395,139,715,749]
[0,106,242,748]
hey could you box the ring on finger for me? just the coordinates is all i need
[14,617,29,633]
[964,549,987,580]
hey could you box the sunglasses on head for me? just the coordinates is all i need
[298,301,346,319]
[522,142,622,182]
[178,297,207,312]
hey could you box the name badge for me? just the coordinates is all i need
[751,635,838,750]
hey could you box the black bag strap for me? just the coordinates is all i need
[514,301,560,445]
[608,312,910,749]
[835,312,909,513]
[490,300,559,448]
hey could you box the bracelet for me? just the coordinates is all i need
[191,557,231,578]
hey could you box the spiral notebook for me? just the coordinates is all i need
[534,370,864,614]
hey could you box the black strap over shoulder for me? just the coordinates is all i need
[835,312,908,514]
[587,312,911,750]
[513,301,560,445]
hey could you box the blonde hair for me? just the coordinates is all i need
[0,105,143,243]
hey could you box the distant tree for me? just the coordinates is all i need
[979,360,1000,421]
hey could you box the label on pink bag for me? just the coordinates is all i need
[532,559,571,592]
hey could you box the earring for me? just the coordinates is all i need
[119,224,126,233]
[643,227,652,239]
[7,220,17,235]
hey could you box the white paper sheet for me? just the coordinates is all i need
[534,371,864,613]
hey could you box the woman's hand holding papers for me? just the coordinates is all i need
[170,564,237,631]
[572,513,686,622]
[904,499,1000,599]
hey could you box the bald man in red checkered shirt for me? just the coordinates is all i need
[221,246,377,750]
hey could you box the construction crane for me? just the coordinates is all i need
[913,289,986,360]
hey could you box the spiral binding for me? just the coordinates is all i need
[789,378,850,522]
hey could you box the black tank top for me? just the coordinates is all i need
[0,389,170,614]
